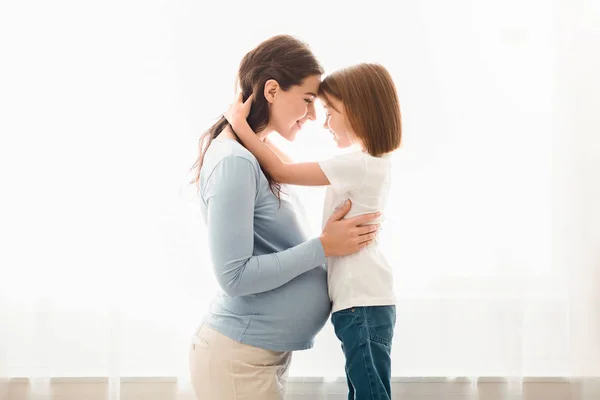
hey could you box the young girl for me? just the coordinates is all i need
[225,63,401,400]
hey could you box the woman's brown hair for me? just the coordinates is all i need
[191,35,323,197]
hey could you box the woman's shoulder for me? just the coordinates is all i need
[201,139,261,185]
[206,138,260,168]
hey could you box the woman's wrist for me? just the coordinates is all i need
[319,234,331,257]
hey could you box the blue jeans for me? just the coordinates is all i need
[331,305,396,400]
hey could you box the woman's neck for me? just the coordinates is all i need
[255,124,272,141]
[219,124,272,141]
[217,127,237,141]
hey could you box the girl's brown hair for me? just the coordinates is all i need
[318,63,401,156]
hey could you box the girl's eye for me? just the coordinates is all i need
[304,98,313,104]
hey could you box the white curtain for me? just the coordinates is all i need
[1,0,598,397]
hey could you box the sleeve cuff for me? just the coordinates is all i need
[311,237,328,265]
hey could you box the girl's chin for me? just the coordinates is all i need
[334,140,352,149]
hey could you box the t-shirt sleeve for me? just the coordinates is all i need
[318,151,367,194]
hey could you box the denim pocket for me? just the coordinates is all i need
[367,306,396,346]
[334,307,356,316]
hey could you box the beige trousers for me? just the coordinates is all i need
[189,324,292,400]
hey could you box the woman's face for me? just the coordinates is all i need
[268,74,321,141]
[322,96,356,149]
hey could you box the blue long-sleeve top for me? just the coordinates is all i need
[198,137,331,351]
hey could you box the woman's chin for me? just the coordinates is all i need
[280,125,300,142]
[284,132,298,142]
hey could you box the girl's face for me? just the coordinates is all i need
[321,96,357,149]
[268,74,321,142]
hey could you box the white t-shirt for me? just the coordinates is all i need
[318,149,395,313]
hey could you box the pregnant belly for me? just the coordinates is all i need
[257,266,331,340]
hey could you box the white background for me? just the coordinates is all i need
[1,0,599,385]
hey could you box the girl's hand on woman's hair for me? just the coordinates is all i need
[224,92,254,132]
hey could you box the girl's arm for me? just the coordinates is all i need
[233,119,329,186]
[226,93,330,187]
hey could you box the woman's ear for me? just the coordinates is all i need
[264,79,279,104]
